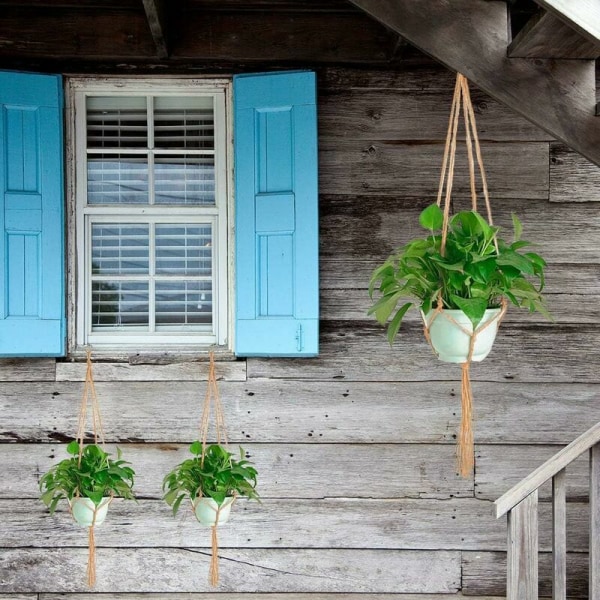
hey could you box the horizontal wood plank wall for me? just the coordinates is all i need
[0,61,599,597]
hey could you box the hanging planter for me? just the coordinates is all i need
[423,307,502,363]
[162,353,259,586]
[163,441,259,527]
[368,73,551,477]
[38,351,136,586]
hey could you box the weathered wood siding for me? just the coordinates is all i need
[1,60,599,598]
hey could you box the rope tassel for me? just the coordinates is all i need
[458,362,475,478]
[209,525,219,586]
[87,525,96,588]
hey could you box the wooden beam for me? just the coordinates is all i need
[141,0,169,59]
[535,0,600,47]
[348,0,600,167]
[509,10,600,59]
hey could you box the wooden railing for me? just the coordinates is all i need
[495,421,600,599]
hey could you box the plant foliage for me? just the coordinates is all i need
[162,442,259,516]
[369,203,551,344]
[39,441,136,514]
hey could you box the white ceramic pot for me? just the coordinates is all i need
[70,496,110,527]
[423,308,502,363]
[193,496,234,527]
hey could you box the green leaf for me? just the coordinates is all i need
[450,295,488,329]
[66,440,80,455]
[386,302,413,346]
[419,203,443,231]
[189,441,203,456]
[512,213,523,242]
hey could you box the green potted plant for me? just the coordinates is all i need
[39,441,136,527]
[369,202,550,361]
[163,442,259,526]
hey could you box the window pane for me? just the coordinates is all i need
[92,224,149,275]
[155,224,212,276]
[87,97,147,149]
[155,280,212,329]
[92,281,149,329]
[154,155,215,205]
[154,96,214,150]
[87,154,149,205]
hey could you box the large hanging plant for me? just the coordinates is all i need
[367,72,552,477]
[369,202,550,345]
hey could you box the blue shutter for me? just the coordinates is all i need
[0,72,65,356]
[234,71,318,357]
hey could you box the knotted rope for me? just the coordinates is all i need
[425,73,507,477]
[73,349,108,587]
[197,351,233,586]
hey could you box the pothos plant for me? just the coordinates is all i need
[39,441,136,513]
[368,203,551,344]
[162,442,259,515]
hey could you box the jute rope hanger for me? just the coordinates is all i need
[424,73,508,478]
[73,349,111,588]
[197,351,234,587]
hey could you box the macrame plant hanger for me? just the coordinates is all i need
[198,351,233,586]
[423,73,508,478]
[74,349,110,587]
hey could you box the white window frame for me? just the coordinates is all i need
[66,77,233,355]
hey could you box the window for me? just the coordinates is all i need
[69,79,230,351]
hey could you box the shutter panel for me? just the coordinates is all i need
[0,72,65,356]
[234,71,318,357]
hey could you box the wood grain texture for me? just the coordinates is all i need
[550,143,600,202]
[590,444,600,596]
[535,0,600,45]
[0,358,56,381]
[0,443,474,500]
[171,11,393,62]
[552,469,567,600]
[0,548,461,593]
[247,322,600,383]
[506,491,538,598]
[495,422,600,517]
[40,595,506,600]
[319,196,600,269]
[348,0,600,167]
[3,380,599,445]
[319,140,549,199]
[141,0,168,58]
[476,445,590,501]
[462,551,588,597]
[319,87,551,142]
[55,360,246,382]
[508,11,600,59]
[3,498,589,552]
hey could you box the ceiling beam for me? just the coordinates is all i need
[141,0,169,59]
[349,0,600,168]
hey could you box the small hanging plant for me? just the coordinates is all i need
[163,441,259,526]
[368,202,551,351]
[39,441,136,527]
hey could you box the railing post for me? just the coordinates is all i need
[552,469,566,600]
[507,490,538,600]
[590,443,600,596]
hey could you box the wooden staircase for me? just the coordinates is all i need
[494,421,600,599]
[348,0,600,167]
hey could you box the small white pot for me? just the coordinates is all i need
[193,496,234,527]
[423,308,502,363]
[69,497,110,527]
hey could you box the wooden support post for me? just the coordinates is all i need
[507,490,538,600]
[142,0,169,59]
[552,469,567,600]
[590,444,600,597]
